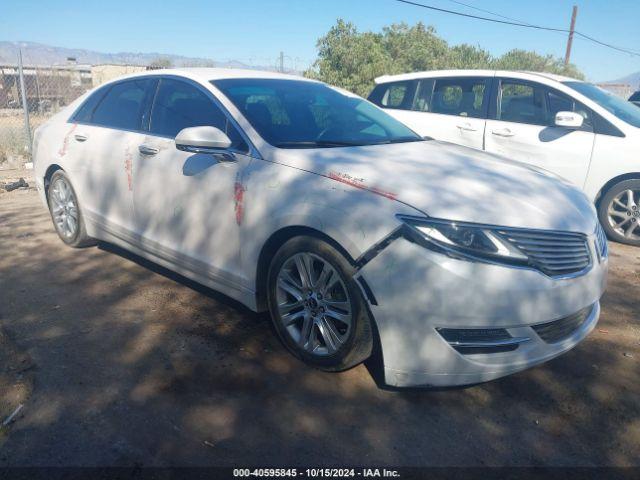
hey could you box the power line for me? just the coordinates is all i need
[394,0,640,57]
[443,0,536,27]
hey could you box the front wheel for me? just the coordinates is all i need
[598,179,640,246]
[266,236,373,371]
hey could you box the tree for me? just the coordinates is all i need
[148,57,173,69]
[305,20,391,97]
[305,20,585,96]
[491,49,584,79]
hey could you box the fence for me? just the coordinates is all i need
[1,63,638,168]
[0,63,151,167]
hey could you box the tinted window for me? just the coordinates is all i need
[499,80,593,128]
[382,82,410,108]
[412,79,434,112]
[214,78,421,148]
[499,81,547,125]
[547,90,592,128]
[91,79,153,130]
[149,78,247,150]
[564,81,640,128]
[432,78,489,118]
[73,86,108,123]
[368,81,415,110]
[629,91,640,102]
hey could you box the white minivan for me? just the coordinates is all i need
[369,70,640,245]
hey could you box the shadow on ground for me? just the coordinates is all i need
[0,189,638,467]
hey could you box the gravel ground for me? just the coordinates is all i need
[0,171,638,467]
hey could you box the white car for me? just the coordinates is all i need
[370,70,640,246]
[32,69,608,388]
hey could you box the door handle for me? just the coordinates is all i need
[74,134,87,142]
[491,128,515,137]
[138,145,159,156]
[456,123,477,132]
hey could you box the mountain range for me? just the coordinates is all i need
[1,41,637,85]
[604,71,640,87]
[0,41,273,71]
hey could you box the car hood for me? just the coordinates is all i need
[268,140,598,234]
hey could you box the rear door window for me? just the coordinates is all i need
[149,78,247,150]
[72,86,108,123]
[431,77,490,118]
[412,79,435,112]
[368,81,416,110]
[91,79,155,131]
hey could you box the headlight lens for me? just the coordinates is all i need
[398,215,528,263]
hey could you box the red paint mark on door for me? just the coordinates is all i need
[234,179,246,225]
[58,124,78,157]
[124,145,133,191]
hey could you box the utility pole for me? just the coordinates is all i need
[564,5,578,65]
[279,51,284,73]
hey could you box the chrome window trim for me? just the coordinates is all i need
[66,74,262,160]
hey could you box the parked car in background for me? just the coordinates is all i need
[369,70,640,246]
[629,91,640,107]
[32,69,607,388]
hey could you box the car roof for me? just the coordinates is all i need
[113,67,315,83]
[374,69,582,84]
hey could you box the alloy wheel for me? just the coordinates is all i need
[607,189,640,241]
[276,252,353,356]
[50,176,79,239]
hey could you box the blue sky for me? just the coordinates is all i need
[2,0,639,81]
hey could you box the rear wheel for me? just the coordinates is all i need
[266,236,373,371]
[47,170,95,248]
[598,179,640,246]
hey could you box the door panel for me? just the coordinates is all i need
[73,78,155,232]
[133,138,252,286]
[385,77,490,150]
[485,79,595,188]
[132,77,252,287]
[78,126,142,232]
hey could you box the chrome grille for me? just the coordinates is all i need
[532,305,594,343]
[595,223,608,261]
[497,229,591,277]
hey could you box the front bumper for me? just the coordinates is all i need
[358,236,608,388]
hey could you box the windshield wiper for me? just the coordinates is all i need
[274,140,366,148]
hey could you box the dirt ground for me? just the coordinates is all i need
[0,168,638,467]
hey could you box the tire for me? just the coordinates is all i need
[598,179,640,246]
[266,236,373,372]
[47,170,95,248]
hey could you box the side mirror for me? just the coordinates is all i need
[175,126,232,154]
[554,111,584,129]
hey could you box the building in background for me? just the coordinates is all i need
[595,82,636,99]
[90,64,148,87]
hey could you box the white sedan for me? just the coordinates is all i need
[370,70,640,246]
[33,69,608,388]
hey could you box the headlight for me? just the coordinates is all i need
[398,215,528,264]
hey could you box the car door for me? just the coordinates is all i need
[484,78,595,187]
[368,80,421,132]
[132,76,254,289]
[72,77,156,234]
[369,77,490,149]
[415,76,491,149]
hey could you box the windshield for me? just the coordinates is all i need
[213,78,422,148]
[564,81,640,128]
